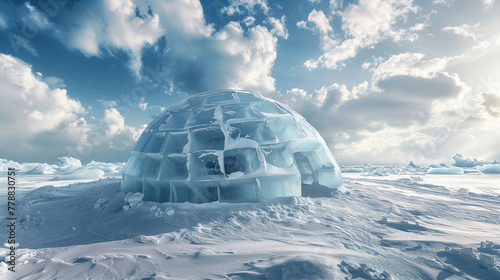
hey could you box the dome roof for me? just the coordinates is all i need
[121,89,342,203]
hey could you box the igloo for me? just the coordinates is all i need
[121,89,342,203]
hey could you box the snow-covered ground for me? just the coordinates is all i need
[1,162,499,279]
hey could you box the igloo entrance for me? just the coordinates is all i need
[121,89,342,203]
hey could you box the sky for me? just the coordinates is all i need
[1,0,499,165]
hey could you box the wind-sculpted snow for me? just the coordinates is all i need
[340,164,428,176]
[121,89,342,203]
[1,175,499,279]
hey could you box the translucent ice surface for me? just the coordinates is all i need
[121,89,343,203]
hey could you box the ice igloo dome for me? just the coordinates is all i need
[121,89,342,203]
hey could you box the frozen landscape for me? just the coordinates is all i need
[1,154,499,279]
[1,91,499,280]
[1,1,499,278]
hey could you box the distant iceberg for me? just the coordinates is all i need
[452,153,490,167]
[26,163,56,174]
[477,164,500,174]
[427,167,464,175]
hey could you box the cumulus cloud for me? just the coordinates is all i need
[33,0,278,94]
[298,9,338,70]
[100,108,145,149]
[329,0,342,11]
[330,74,462,131]
[22,3,53,31]
[2,2,54,55]
[280,74,467,164]
[57,0,163,80]
[155,19,277,94]
[0,54,144,162]
[149,0,278,94]
[276,84,350,115]
[282,74,500,164]
[268,15,288,39]
[304,0,418,70]
[0,54,85,138]
[297,9,332,35]
[276,46,494,164]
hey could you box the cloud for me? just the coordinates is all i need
[297,9,332,35]
[327,74,463,132]
[0,54,85,138]
[243,16,256,27]
[44,76,66,88]
[155,19,277,94]
[1,0,281,95]
[0,53,144,162]
[0,53,85,159]
[268,15,288,39]
[276,47,481,164]
[138,102,148,111]
[275,84,349,116]
[57,0,163,80]
[482,93,500,116]
[97,99,118,108]
[27,0,278,94]
[297,75,466,164]
[100,108,145,150]
[23,3,53,31]
[442,23,480,40]
[282,72,500,164]
[304,0,418,70]
[369,52,448,81]
[481,0,495,11]
[298,9,338,70]
[148,0,278,94]
[410,23,427,31]
[221,0,269,15]
[149,105,166,112]
[433,0,454,6]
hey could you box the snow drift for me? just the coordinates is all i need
[1,173,499,279]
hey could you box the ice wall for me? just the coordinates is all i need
[121,90,342,203]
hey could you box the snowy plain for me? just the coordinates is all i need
[0,157,499,279]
